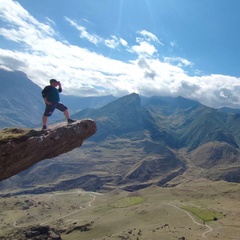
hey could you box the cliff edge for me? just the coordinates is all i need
[0,119,97,181]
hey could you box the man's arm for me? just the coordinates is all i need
[57,82,62,93]
[43,97,51,105]
[42,86,52,105]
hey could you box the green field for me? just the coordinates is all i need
[181,205,224,222]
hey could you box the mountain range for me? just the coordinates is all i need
[0,69,116,128]
[1,69,240,193]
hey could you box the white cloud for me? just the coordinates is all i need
[65,17,128,50]
[130,30,162,57]
[65,17,102,45]
[45,17,55,26]
[104,35,128,49]
[164,57,193,67]
[138,30,163,45]
[131,41,157,56]
[170,41,176,47]
[120,38,128,47]
[1,0,240,108]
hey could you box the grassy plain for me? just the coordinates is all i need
[0,179,240,240]
[109,196,146,208]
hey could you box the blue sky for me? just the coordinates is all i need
[1,0,240,108]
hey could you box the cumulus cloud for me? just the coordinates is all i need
[131,41,157,56]
[0,0,240,108]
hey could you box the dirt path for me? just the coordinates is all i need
[12,190,101,227]
[168,203,213,238]
[40,190,101,225]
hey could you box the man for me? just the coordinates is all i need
[42,79,75,130]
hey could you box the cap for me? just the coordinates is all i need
[50,79,58,84]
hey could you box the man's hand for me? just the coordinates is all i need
[57,82,62,92]
[43,97,51,105]
[45,101,52,105]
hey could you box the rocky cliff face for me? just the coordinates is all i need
[0,120,96,181]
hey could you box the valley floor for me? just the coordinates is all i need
[0,179,240,240]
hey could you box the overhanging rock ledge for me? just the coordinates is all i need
[0,119,97,181]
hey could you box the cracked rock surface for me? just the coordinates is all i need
[0,120,97,181]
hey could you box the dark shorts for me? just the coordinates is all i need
[43,102,68,117]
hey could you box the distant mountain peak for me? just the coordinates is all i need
[99,92,141,113]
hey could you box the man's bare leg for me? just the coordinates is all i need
[64,109,75,123]
[64,109,70,120]
[42,116,48,129]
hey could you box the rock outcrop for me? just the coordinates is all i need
[1,225,62,240]
[0,120,96,181]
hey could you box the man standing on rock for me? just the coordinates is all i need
[41,79,75,130]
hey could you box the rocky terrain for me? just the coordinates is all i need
[0,120,96,181]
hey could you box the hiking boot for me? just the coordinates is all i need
[67,119,76,124]
[42,125,47,130]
